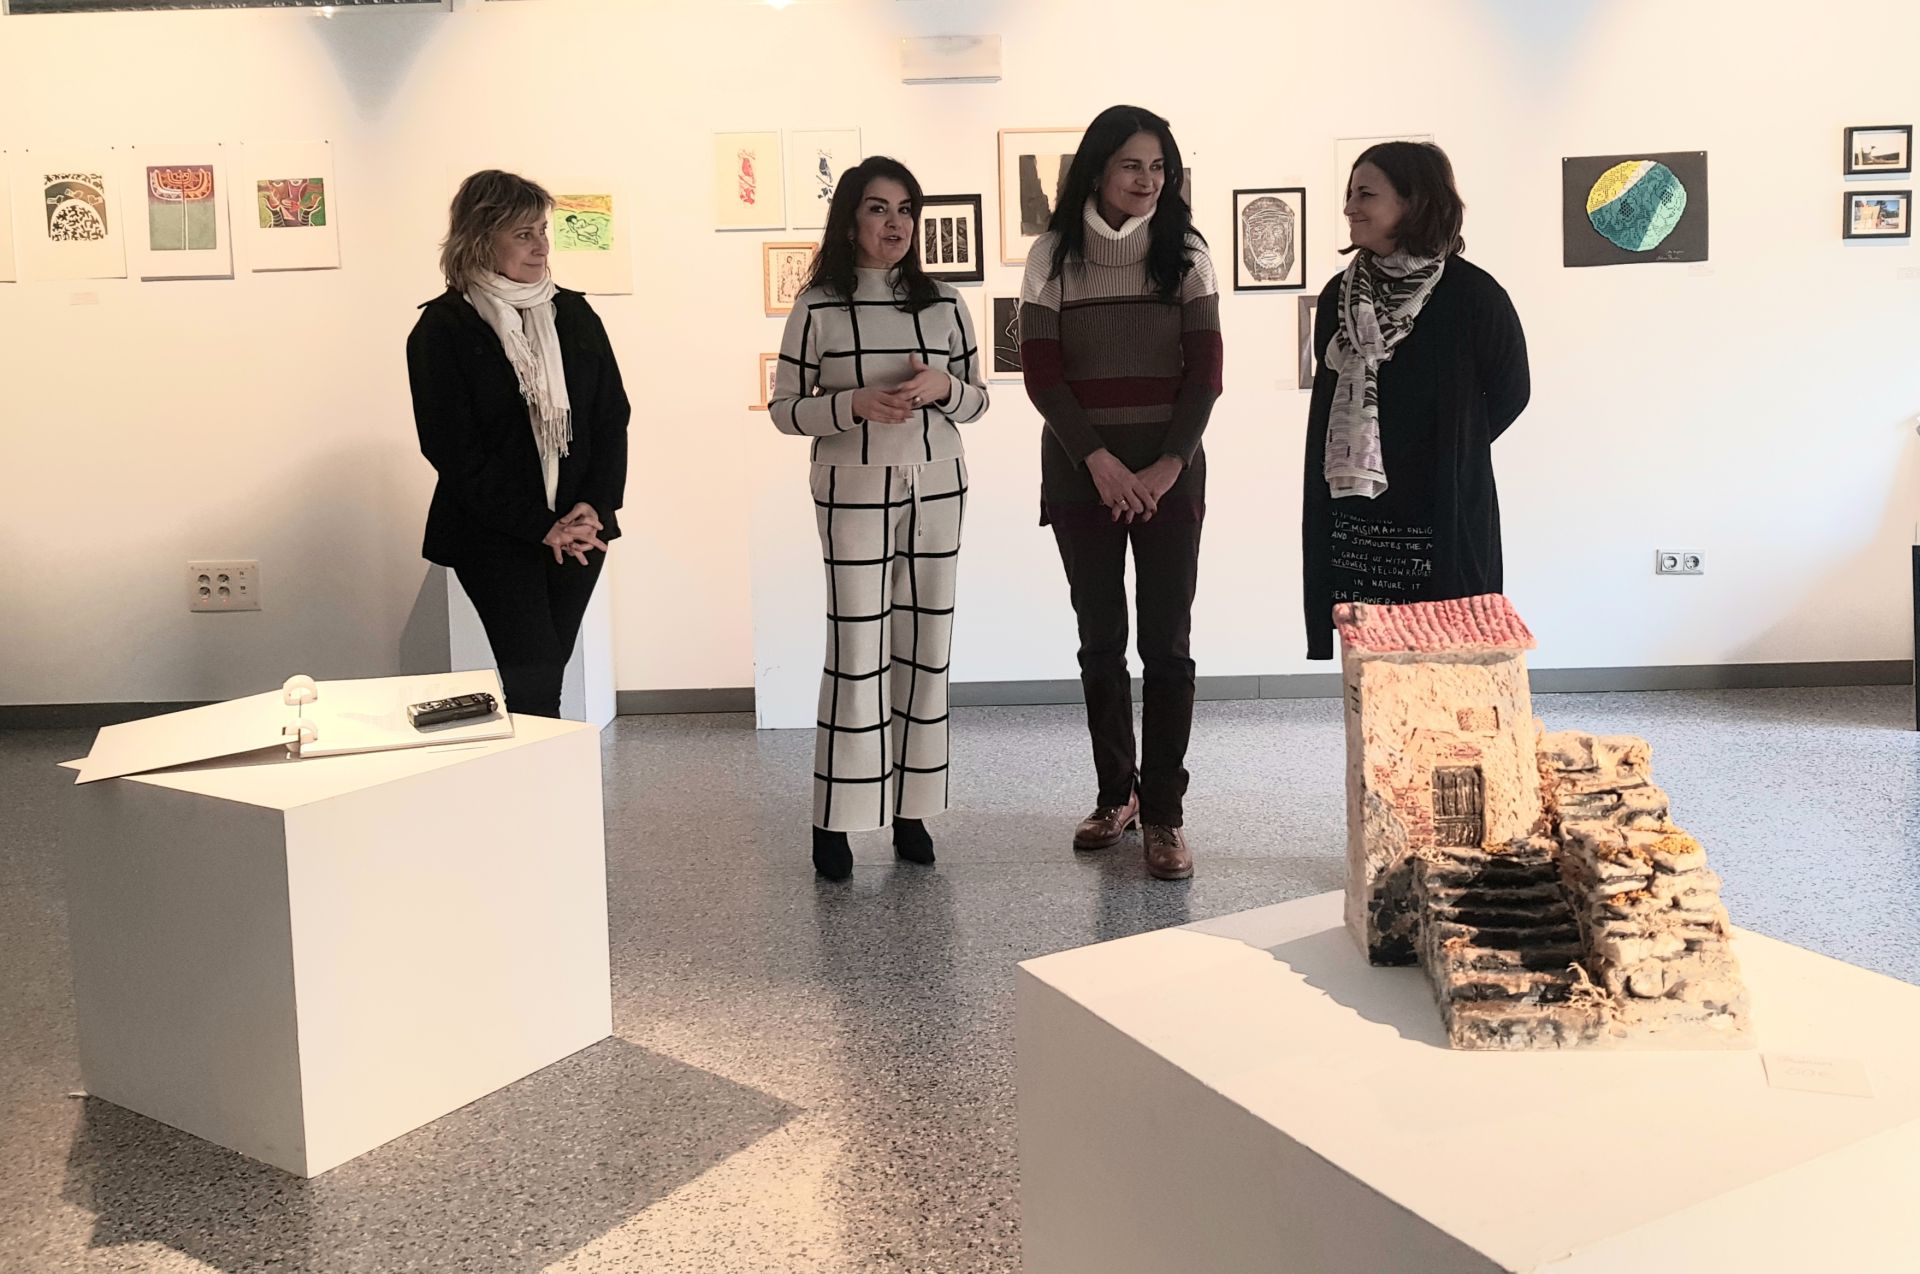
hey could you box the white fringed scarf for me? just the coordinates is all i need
[464,271,571,510]
[1323,248,1446,499]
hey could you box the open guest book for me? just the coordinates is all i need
[70,670,513,784]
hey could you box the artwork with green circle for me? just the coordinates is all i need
[1585,160,1687,252]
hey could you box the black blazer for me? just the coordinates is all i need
[407,287,630,566]
[1300,257,1530,659]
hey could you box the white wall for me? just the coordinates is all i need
[2,0,1916,708]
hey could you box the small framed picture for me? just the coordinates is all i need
[751,352,779,411]
[762,241,817,317]
[917,193,984,283]
[1296,294,1320,388]
[1843,189,1911,239]
[1844,125,1912,177]
[989,296,1023,381]
[1232,187,1307,291]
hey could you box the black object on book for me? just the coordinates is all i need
[407,693,499,729]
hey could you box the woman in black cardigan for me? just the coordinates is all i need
[408,170,629,716]
[1301,141,1529,659]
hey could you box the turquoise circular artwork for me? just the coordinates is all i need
[1585,160,1688,252]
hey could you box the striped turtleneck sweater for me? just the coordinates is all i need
[770,267,989,466]
[1018,200,1224,519]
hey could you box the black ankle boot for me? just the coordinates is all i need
[892,817,935,865]
[812,827,852,880]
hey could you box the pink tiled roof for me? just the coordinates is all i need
[1334,594,1536,655]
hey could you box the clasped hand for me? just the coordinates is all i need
[850,357,949,425]
[543,503,608,565]
[1087,451,1183,523]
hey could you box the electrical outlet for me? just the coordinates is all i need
[188,560,261,612]
[1655,550,1704,576]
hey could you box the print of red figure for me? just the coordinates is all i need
[737,150,758,207]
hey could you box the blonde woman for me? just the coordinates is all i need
[407,170,630,717]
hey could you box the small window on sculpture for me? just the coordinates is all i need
[1433,766,1485,848]
[1456,706,1500,733]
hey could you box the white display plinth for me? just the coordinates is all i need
[61,714,612,1178]
[1018,891,1920,1273]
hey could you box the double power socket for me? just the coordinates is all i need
[188,560,260,612]
[1655,550,1706,576]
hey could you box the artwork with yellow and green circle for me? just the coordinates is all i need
[1562,151,1707,267]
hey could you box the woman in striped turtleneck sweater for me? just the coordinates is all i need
[1019,104,1224,881]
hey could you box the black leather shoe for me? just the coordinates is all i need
[812,826,852,880]
[893,817,935,865]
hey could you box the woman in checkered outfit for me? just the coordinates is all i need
[769,157,991,880]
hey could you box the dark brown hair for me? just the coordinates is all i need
[803,156,942,313]
[440,170,552,289]
[1049,104,1200,301]
[1345,141,1466,258]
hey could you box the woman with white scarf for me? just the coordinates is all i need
[408,170,630,716]
[1300,141,1530,660]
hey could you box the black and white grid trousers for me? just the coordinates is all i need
[811,458,968,832]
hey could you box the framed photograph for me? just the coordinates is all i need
[751,352,779,411]
[1232,187,1306,291]
[786,129,861,230]
[917,193,983,283]
[762,241,817,316]
[990,296,1023,380]
[1844,125,1912,177]
[1561,151,1708,267]
[1843,189,1911,239]
[713,131,785,232]
[998,127,1082,265]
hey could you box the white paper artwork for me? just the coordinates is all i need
[713,131,786,231]
[238,140,340,272]
[785,129,861,230]
[0,155,15,283]
[1334,134,1434,251]
[126,144,234,281]
[9,149,128,282]
[542,175,633,295]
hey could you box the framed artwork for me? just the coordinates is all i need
[7,148,128,281]
[1561,151,1708,267]
[990,296,1023,380]
[238,140,339,272]
[917,194,983,283]
[1232,187,1306,291]
[714,131,785,231]
[1335,134,1432,250]
[544,177,633,295]
[1297,294,1320,389]
[127,145,233,281]
[763,241,817,316]
[786,129,861,230]
[751,352,779,411]
[1843,190,1911,239]
[998,127,1082,265]
[1844,125,1912,177]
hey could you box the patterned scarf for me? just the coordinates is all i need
[1323,249,1446,499]
[464,270,571,511]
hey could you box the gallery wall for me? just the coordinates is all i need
[1,0,1917,709]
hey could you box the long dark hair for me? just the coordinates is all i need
[802,156,942,313]
[1047,105,1200,300]
[1344,141,1467,258]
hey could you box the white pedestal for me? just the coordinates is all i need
[448,570,616,728]
[1018,891,1920,1273]
[61,715,612,1178]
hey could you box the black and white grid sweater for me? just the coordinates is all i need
[770,268,990,465]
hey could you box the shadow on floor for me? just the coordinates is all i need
[61,1037,797,1274]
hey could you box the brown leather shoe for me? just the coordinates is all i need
[1143,824,1193,880]
[1073,793,1139,851]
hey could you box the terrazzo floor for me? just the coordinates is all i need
[2,688,1916,1272]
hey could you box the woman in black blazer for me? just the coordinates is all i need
[407,170,629,717]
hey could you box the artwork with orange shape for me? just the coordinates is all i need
[258,177,327,230]
[147,165,217,252]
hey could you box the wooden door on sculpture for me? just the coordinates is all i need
[1433,766,1485,847]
